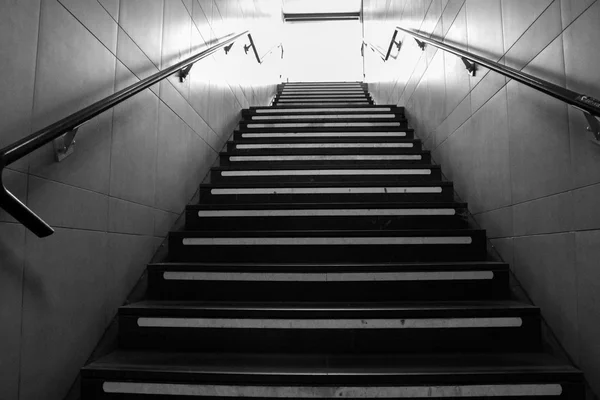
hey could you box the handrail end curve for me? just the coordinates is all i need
[0,163,54,237]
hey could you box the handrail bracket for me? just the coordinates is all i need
[461,57,477,77]
[583,111,600,142]
[224,43,235,54]
[53,126,79,162]
[415,39,426,51]
[179,65,193,82]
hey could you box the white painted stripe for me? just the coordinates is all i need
[136,317,520,329]
[247,123,401,128]
[255,108,391,113]
[163,271,492,282]
[197,208,451,217]
[242,132,407,138]
[104,382,561,397]
[182,237,471,245]
[210,187,443,195]
[230,155,421,161]
[252,114,396,120]
[221,169,430,176]
[236,143,413,149]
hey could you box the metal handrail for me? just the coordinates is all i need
[244,34,283,64]
[363,30,400,62]
[362,41,387,61]
[0,31,252,238]
[380,26,600,142]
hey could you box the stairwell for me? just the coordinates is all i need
[81,82,584,399]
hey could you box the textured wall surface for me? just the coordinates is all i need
[0,1,281,399]
[364,0,600,395]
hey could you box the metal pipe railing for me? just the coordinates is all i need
[368,26,600,142]
[0,30,260,237]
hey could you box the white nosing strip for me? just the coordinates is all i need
[236,144,413,149]
[252,115,396,120]
[248,123,401,128]
[103,382,561,397]
[241,132,407,138]
[163,271,492,282]
[210,187,443,195]
[182,237,471,246]
[221,169,430,177]
[197,208,451,217]
[230,155,421,161]
[136,317,521,329]
[255,108,391,113]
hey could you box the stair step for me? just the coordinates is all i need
[226,142,421,154]
[250,105,395,111]
[240,121,406,130]
[246,109,402,116]
[246,114,401,121]
[147,261,508,301]
[219,151,430,166]
[168,229,486,263]
[186,200,464,230]
[83,351,582,399]
[234,130,414,140]
[210,165,441,183]
[116,300,539,353]
[273,101,374,105]
[198,181,453,203]
[275,95,371,100]
[231,137,415,144]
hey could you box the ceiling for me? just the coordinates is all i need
[282,0,362,14]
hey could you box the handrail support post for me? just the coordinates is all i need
[583,112,600,142]
[53,126,80,162]
[461,57,477,77]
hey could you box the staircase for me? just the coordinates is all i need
[82,82,584,399]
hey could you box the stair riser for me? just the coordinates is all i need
[185,214,467,230]
[168,242,487,263]
[118,315,540,353]
[148,272,509,301]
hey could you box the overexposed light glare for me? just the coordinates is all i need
[282,20,364,82]
[283,0,362,14]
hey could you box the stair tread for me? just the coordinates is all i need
[170,229,482,236]
[122,299,534,312]
[188,201,465,209]
[149,261,507,270]
[83,351,580,379]
[201,181,449,188]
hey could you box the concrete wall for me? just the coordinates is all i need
[363,0,600,394]
[0,1,281,399]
